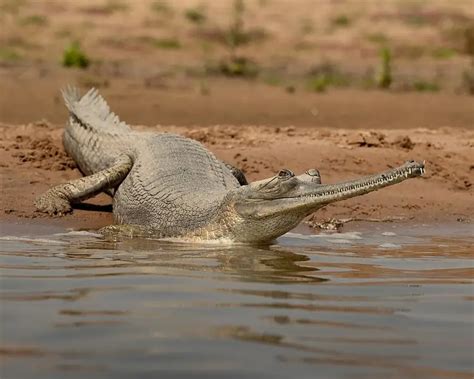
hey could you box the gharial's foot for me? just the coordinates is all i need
[34,187,73,216]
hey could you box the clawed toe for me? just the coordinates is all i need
[34,192,72,216]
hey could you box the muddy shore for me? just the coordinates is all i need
[1,110,472,232]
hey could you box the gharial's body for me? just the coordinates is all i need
[36,88,425,243]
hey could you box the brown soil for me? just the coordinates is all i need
[1,119,472,231]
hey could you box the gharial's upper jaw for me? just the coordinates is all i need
[390,160,425,179]
[234,160,427,219]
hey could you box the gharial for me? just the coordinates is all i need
[35,87,425,243]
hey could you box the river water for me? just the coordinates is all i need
[1,222,473,379]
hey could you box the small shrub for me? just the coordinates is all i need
[0,47,21,62]
[307,62,350,92]
[184,7,206,24]
[307,75,329,92]
[412,80,440,92]
[332,14,350,27]
[81,0,128,14]
[20,14,48,26]
[151,37,181,49]
[376,47,392,89]
[432,47,456,59]
[103,0,128,13]
[217,56,259,78]
[227,0,246,50]
[0,0,28,15]
[151,0,173,16]
[62,42,90,69]
[462,65,474,95]
[366,32,388,45]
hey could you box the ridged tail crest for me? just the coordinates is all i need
[62,86,131,135]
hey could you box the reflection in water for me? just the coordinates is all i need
[0,224,473,379]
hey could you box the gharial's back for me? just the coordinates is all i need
[62,87,240,234]
[113,133,239,234]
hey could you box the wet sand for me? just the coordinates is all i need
[0,113,473,230]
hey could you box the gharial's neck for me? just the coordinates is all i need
[185,202,243,241]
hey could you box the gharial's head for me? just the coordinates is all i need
[221,160,425,243]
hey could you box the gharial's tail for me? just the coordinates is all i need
[62,87,131,176]
[62,86,131,135]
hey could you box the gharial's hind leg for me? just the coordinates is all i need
[222,162,248,186]
[35,155,132,216]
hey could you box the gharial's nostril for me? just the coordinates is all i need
[306,169,320,177]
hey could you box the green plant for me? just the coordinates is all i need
[431,47,456,59]
[0,47,21,62]
[412,80,440,92]
[462,62,474,94]
[218,56,259,77]
[227,0,246,51]
[366,32,388,45]
[103,0,128,13]
[20,14,48,26]
[332,14,350,27]
[82,0,128,14]
[306,62,350,92]
[62,42,90,69]
[376,47,392,89]
[151,0,173,16]
[151,37,181,49]
[184,7,206,24]
[0,0,28,15]
[307,75,329,92]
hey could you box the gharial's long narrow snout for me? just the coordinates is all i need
[235,160,425,220]
[295,160,425,205]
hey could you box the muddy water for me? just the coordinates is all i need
[1,222,473,379]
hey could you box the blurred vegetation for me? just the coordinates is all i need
[462,66,474,95]
[151,37,182,49]
[208,56,259,78]
[431,47,456,60]
[331,14,351,28]
[81,0,128,14]
[0,0,28,15]
[184,6,207,24]
[0,0,471,95]
[375,47,392,89]
[151,0,174,17]
[19,14,48,26]
[366,32,388,45]
[412,80,440,92]
[0,47,21,62]
[306,62,350,92]
[62,42,90,69]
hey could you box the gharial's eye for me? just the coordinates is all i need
[278,169,294,178]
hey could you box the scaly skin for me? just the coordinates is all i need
[35,88,425,243]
